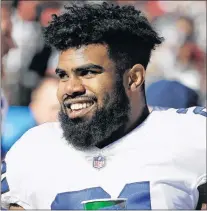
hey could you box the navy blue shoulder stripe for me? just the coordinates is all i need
[1,161,6,174]
[1,177,10,194]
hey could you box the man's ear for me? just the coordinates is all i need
[127,64,145,91]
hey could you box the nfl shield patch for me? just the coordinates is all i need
[93,155,105,169]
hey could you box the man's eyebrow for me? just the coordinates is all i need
[75,63,104,71]
[55,64,104,74]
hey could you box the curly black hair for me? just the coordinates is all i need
[44,2,164,72]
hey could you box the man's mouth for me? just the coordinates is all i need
[64,100,96,119]
[70,102,94,110]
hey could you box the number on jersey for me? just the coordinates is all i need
[51,181,151,210]
[176,107,207,117]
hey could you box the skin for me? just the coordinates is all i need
[201,203,207,210]
[17,1,41,21]
[56,44,146,133]
[176,18,193,38]
[9,205,24,210]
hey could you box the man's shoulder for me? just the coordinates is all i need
[144,107,206,180]
[152,106,206,123]
[27,121,61,134]
[15,121,62,144]
[149,106,206,147]
[5,122,63,163]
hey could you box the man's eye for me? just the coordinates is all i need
[80,70,96,77]
[58,73,69,80]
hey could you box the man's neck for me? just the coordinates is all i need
[96,106,150,149]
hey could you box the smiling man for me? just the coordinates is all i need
[56,44,134,150]
[1,2,206,210]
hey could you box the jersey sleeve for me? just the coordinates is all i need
[188,107,206,188]
[1,122,61,209]
[1,129,36,209]
[175,107,206,208]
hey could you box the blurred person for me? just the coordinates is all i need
[17,1,62,106]
[1,76,59,157]
[16,1,40,21]
[1,5,16,210]
[175,16,194,43]
[37,2,61,27]
[167,40,205,92]
[153,15,195,55]
[148,14,205,92]
[4,1,44,105]
[29,76,59,125]
[1,2,206,210]
[1,1,16,159]
[146,80,200,111]
[144,1,166,22]
[10,1,43,49]
[1,1,16,75]
[28,2,62,78]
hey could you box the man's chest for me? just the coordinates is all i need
[31,148,195,209]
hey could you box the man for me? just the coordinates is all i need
[1,2,206,209]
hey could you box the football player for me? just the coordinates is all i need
[1,2,206,210]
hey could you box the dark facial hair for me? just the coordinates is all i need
[58,75,130,150]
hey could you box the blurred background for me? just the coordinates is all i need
[1,0,206,156]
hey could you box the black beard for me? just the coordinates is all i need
[58,77,130,150]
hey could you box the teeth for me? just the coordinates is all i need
[70,102,93,110]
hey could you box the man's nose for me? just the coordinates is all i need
[64,76,86,98]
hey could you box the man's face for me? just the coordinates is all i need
[57,44,122,121]
[57,44,130,149]
[1,7,15,57]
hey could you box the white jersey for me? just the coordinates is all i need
[1,107,206,209]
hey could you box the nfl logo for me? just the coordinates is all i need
[93,155,105,169]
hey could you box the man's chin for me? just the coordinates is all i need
[65,111,95,123]
[59,79,130,150]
